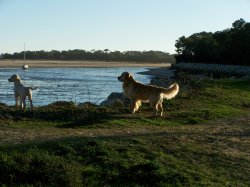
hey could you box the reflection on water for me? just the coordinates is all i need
[0,67,151,106]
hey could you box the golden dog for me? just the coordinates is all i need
[118,72,179,116]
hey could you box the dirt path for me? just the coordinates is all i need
[0,115,250,147]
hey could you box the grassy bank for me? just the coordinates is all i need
[0,79,249,186]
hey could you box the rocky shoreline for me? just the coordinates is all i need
[139,62,250,79]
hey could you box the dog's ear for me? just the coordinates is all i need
[125,72,131,79]
[15,74,21,81]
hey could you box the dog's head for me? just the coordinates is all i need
[8,74,21,82]
[117,72,133,82]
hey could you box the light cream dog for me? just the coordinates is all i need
[8,74,38,111]
[118,72,179,116]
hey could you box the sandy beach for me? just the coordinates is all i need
[0,60,170,68]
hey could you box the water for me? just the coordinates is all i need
[0,67,151,106]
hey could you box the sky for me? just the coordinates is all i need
[0,0,250,54]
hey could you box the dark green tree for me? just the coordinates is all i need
[175,18,250,66]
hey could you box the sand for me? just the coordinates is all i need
[0,60,170,68]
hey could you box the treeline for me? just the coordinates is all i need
[1,50,175,63]
[175,18,250,66]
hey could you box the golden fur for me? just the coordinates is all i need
[8,74,38,111]
[118,72,179,116]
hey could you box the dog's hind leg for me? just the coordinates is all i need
[135,101,141,112]
[28,91,33,111]
[157,99,164,116]
[130,100,137,114]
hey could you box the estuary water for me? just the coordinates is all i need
[0,67,151,106]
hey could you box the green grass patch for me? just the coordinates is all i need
[1,79,249,129]
[0,79,249,186]
[0,134,249,186]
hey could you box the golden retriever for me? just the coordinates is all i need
[118,72,179,116]
[8,74,38,111]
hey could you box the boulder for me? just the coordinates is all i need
[47,101,75,107]
[100,99,124,108]
[100,92,130,107]
[241,75,250,81]
[77,102,97,108]
[0,102,7,107]
[107,92,123,100]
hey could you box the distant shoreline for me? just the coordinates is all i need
[0,60,171,68]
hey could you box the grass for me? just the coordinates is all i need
[0,79,249,186]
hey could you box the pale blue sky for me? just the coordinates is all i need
[0,0,249,54]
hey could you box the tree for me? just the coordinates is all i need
[1,49,175,63]
[232,18,245,29]
[175,18,250,66]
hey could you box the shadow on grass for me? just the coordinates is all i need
[1,128,249,186]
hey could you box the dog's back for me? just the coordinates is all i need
[128,81,179,101]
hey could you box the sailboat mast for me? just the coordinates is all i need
[24,43,26,63]
[22,42,28,69]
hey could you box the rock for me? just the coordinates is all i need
[47,101,75,107]
[0,103,7,107]
[107,92,123,100]
[228,76,236,80]
[241,75,250,81]
[77,102,97,108]
[100,92,130,107]
[100,99,124,108]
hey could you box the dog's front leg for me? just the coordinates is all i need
[21,96,26,111]
[150,102,158,116]
[157,100,164,116]
[157,103,163,116]
[20,100,23,109]
[15,96,19,108]
[28,96,33,111]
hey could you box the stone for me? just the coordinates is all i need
[77,102,97,108]
[100,92,130,107]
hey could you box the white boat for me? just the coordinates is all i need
[23,64,29,69]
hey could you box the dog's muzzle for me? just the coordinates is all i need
[117,76,122,82]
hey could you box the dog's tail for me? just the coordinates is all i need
[161,83,179,99]
[27,86,38,90]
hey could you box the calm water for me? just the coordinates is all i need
[0,67,151,106]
